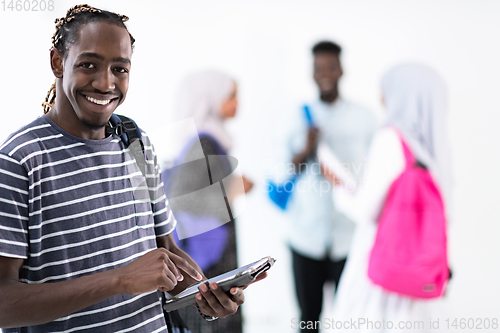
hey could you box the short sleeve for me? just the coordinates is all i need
[0,153,29,258]
[140,132,177,237]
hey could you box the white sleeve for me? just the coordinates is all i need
[334,127,406,225]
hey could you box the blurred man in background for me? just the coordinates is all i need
[284,41,377,332]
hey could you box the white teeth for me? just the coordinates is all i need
[85,96,113,105]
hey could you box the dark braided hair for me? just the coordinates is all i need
[42,4,135,114]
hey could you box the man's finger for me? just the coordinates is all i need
[162,263,178,287]
[162,253,183,281]
[208,282,235,309]
[229,287,245,305]
[195,292,215,317]
[198,282,224,312]
[254,271,268,283]
[169,252,203,281]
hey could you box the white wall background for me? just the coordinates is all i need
[1,1,499,332]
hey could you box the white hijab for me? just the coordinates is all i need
[382,63,453,210]
[174,70,235,151]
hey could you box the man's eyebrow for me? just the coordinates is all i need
[76,52,131,64]
[77,52,105,61]
[113,57,131,65]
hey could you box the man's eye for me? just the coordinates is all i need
[115,67,129,74]
[80,63,95,69]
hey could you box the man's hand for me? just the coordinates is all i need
[115,248,203,295]
[0,247,202,329]
[292,127,320,169]
[195,272,268,318]
[305,127,320,155]
[156,233,270,319]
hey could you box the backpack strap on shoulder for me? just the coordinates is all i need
[107,114,145,155]
[393,130,416,168]
[395,131,429,169]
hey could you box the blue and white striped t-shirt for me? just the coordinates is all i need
[0,115,175,333]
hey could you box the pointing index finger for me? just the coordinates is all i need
[169,252,203,281]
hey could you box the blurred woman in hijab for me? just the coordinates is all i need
[162,70,252,333]
[327,63,453,332]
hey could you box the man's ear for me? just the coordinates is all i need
[50,48,64,78]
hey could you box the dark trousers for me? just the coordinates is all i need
[292,248,346,333]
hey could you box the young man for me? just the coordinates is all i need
[285,41,378,332]
[0,5,258,332]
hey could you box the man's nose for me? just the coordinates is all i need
[92,68,115,92]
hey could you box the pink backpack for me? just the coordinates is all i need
[367,133,449,298]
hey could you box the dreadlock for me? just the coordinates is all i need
[42,4,136,114]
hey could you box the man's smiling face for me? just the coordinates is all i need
[60,21,132,130]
